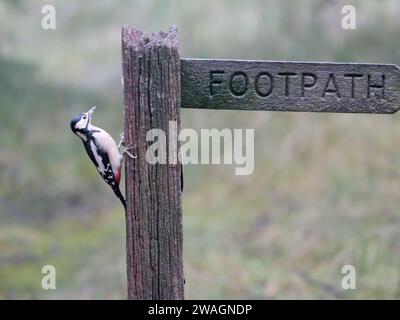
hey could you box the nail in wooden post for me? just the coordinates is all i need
[121,25,184,300]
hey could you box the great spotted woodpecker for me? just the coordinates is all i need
[70,106,134,210]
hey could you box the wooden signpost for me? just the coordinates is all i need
[121,26,400,300]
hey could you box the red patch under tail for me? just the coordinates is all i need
[114,169,121,186]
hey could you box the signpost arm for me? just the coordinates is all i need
[181,59,400,113]
[122,26,184,300]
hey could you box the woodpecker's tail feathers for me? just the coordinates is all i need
[112,186,126,211]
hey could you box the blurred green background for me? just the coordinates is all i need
[1,0,400,299]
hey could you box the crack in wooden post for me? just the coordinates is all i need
[122,25,184,300]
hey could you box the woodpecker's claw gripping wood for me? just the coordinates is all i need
[122,26,184,300]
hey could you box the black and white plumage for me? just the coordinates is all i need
[70,106,127,210]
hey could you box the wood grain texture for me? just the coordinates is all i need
[181,59,400,113]
[122,25,184,300]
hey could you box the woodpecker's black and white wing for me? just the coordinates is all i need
[82,135,126,209]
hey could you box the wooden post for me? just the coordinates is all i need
[121,26,184,300]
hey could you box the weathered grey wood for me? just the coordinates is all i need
[122,26,184,300]
[181,59,400,113]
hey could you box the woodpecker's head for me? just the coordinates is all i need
[70,106,96,135]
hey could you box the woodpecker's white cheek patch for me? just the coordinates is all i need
[75,117,89,130]
[91,141,105,173]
